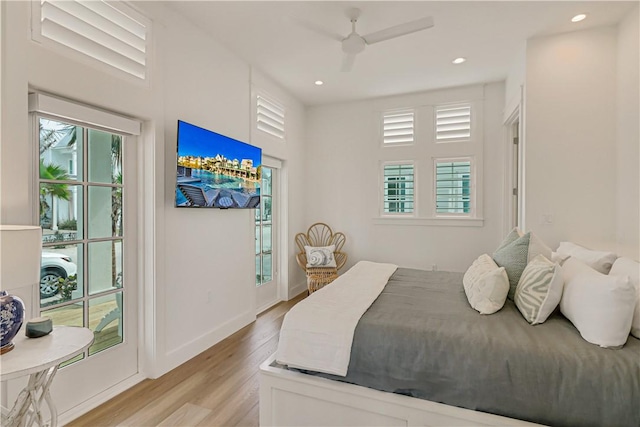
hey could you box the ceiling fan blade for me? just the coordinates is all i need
[362,16,434,45]
[341,53,356,72]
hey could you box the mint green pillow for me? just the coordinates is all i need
[493,232,531,300]
[494,228,521,253]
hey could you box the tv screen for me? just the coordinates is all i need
[175,120,261,209]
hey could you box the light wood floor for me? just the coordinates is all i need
[68,293,306,427]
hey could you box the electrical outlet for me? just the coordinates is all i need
[207,291,212,303]
[431,264,438,272]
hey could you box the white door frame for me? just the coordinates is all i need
[503,86,525,234]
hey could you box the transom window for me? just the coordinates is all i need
[31,0,150,80]
[256,95,285,140]
[435,104,471,142]
[382,110,414,145]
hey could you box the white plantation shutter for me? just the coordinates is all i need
[435,105,471,142]
[383,163,415,214]
[435,159,473,215]
[257,95,285,139]
[383,111,414,144]
[33,0,149,80]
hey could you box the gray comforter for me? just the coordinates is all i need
[299,268,640,427]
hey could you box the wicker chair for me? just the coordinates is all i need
[295,223,347,294]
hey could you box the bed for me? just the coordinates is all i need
[261,263,640,427]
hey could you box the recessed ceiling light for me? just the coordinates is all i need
[571,14,587,23]
[452,57,466,64]
[315,80,324,86]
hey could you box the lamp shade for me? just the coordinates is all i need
[0,225,42,289]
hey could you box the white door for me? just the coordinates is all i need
[255,166,279,312]
[36,115,138,413]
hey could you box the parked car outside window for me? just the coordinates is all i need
[40,251,77,298]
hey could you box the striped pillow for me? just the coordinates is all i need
[514,255,564,325]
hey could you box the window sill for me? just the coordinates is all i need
[373,217,484,227]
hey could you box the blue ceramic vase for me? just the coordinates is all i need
[0,291,25,354]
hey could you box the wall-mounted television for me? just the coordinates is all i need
[175,120,261,209]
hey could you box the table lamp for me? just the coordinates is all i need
[0,225,42,354]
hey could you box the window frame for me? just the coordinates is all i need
[380,160,417,217]
[29,92,141,362]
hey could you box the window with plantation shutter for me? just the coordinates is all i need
[382,111,414,145]
[435,104,471,142]
[435,159,473,215]
[257,95,285,139]
[31,1,150,80]
[382,163,415,214]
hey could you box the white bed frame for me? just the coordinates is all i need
[260,355,544,427]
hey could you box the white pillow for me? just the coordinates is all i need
[551,251,570,265]
[560,257,636,348]
[609,257,640,339]
[463,254,510,315]
[556,241,617,274]
[305,245,337,268]
[514,255,564,325]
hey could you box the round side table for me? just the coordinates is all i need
[1,326,94,427]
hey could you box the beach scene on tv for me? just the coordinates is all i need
[175,121,261,208]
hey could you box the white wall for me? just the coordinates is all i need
[305,82,506,273]
[504,41,527,120]
[524,26,618,251]
[0,0,306,418]
[615,7,639,260]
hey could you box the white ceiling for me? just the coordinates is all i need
[163,1,637,106]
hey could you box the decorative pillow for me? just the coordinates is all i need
[556,241,617,274]
[551,251,570,265]
[560,257,636,348]
[493,228,553,300]
[305,245,337,268]
[463,254,510,315]
[514,254,564,325]
[609,257,640,339]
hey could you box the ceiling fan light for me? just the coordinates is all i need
[452,57,466,64]
[571,14,587,22]
[342,33,366,54]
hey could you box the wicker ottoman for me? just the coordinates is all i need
[306,267,339,294]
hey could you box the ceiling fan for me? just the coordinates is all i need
[337,8,435,72]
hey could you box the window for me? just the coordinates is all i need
[38,117,125,362]
[257,95,285,139]
[30,92,141,367]
[31,0,150,80]
[435,159,473,215]
[382,110,414,145]
[382,163,414,214]
[256,167,274,286]
[435,104,471,142]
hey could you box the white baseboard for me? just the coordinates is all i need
[257,298,281,315]
[288,281,307,300]
[59,373,145,426]
[164,310,255,373]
